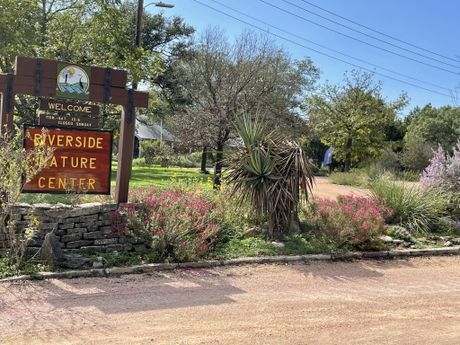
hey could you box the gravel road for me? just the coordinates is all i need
[311,176,368,199]
[1,256,460,345]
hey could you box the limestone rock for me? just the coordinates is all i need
[241,227,262,239]
[40,232,65,268]
[379,235,393,243]
[61,254,91,269]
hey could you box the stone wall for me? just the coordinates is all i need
[1,203,146,255]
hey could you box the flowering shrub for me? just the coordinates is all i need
[421,142,460,214]
[302,196,392,249]
[111,188,222,262]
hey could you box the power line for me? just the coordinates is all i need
[259,0,459,75]
[279,0,459,69]
[299,0,459,64]
[190,0,453,99]
[206,0,450,92]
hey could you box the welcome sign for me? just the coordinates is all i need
[1,56,149,203]
[39,98,100,129]
[23,126,112,194]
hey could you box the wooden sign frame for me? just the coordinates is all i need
[0,56,149,204]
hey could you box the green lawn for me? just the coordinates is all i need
[20,163,211,204]
[126,163,209,188]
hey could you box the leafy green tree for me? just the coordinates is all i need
[1,0,193,128]
[0,0,38,72]
[306,70,408,171]
[404,104,460,153]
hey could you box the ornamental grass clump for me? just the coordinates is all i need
[112,188,221,262]
[302,195,390,249]
[370,175,448,233]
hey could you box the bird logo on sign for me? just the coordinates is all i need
[56,64,90,100]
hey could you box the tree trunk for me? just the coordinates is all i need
[344,137,353,172]
[213,141,224,188]
[200,145,208,174]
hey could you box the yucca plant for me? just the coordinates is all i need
[226,114,314,241]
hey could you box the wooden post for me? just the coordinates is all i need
[115,104,136,204]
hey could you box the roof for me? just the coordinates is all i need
[135,122,178,142]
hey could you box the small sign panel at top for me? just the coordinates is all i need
[39,98,100,129]
[39,99,99,115]
[56,63,91,100]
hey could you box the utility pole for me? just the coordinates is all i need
[133,0,144,90]
[133,1,174,90]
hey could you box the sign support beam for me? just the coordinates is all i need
[115,104,135,204]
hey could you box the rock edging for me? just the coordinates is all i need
[2,246,459,282]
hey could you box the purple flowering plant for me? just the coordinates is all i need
[421,141,460,214]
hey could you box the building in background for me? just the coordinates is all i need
[134,121,177,158]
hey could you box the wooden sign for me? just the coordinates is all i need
[23,126,112,194]
[0,56,150,203]
[38,113,99,129]
[39,99,99,115]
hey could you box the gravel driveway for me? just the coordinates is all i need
[311,176,368,199]
[1,256,460,345]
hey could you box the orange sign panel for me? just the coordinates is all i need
[23,126,112,194]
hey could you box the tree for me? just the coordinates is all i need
[404,104,460,153]
[306,70,408,171]
[1,0,194,128]
[171,28,319,186]
[0,0,38,73]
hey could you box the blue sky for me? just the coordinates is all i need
[149,0,460,115]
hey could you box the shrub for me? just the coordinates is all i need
[375,148,401,171]
[329,171,368,188]
[370,175,448,232]
[141,140,173,167]
[170,154,199,168]
[132,157,147,167]
[301,195,390,250]
[421,142,460,215]
[111,188,222,262]
[0,128,54,269]
[400,137,433,172]
[386,225,414,242]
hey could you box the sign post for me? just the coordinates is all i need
[0,56,149,204]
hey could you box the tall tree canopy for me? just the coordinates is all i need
[404,104,460,152]
[0,0,194,127]
[170,28,320,185]
[306,70,408,171]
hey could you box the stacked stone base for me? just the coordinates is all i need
[1,203,147,256]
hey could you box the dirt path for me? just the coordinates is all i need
[1,256,460,345]
[311,176,368,199]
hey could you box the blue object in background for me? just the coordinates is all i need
[323,147,334,166]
